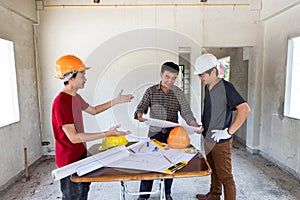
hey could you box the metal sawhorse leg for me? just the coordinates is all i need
[120,179,166,200]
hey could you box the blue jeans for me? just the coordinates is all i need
[138,131,173,199]
[60,176,91,200]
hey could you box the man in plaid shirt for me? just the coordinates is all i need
[134,61,200,200]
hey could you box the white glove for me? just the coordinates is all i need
[211,128,232,142]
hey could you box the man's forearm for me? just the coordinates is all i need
[189,119,200,127]
[95,100,113,114]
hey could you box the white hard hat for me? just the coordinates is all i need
[194,53,219,75]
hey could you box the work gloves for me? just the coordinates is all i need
[211,128,232,142]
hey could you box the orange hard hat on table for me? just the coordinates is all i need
[55,55,90,80]
[167,126,190,149]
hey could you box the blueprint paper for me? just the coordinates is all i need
[108,139,197,174]
[52,140,198,179]
[143,115,201,135]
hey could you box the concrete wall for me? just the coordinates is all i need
[3,0,300,191]
[261,0,300,20]
[0,0,37,22]
[261,3,300,179]
[0,1,42,190]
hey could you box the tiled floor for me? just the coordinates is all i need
[1,141,300,200]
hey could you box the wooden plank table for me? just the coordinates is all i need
[71,144,211,200]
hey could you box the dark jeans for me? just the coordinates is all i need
[138,131,173,199]
[60,176,91,200]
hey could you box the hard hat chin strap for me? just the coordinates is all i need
[60,71,77,82]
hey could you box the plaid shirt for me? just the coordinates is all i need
[134,82,196,134]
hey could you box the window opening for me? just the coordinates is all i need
[284,36,300,119]
[218,56,230,81]
[0,38,20,127]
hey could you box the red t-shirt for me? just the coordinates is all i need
[52,92,89,167]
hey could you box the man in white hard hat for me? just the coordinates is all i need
[194,54,251,200]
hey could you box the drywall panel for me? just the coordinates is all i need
[0,6,42,188]
[35,5,260,155]
[262,4,300,177]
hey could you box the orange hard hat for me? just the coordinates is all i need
[55,55,90,79]
[167,126,190,149]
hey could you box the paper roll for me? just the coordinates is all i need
[144,116,201,135]
[51,145,128,181]
[76,149,129,176]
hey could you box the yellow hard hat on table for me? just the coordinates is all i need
[99,136,128,151]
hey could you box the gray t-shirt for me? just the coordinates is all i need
[202,79,246,143]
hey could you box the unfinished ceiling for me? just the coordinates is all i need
[40,0,251,6]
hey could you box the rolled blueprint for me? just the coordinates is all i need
[51,145,129,181]
[76,149,129,176]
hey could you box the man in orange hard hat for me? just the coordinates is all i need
[52,54,134,200]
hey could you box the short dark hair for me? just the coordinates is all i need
[161,62,179,74]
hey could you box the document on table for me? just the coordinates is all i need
[52,140,198,179]
[51,145,129,180]
[108,139,197,174]
[143,115,202,135]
